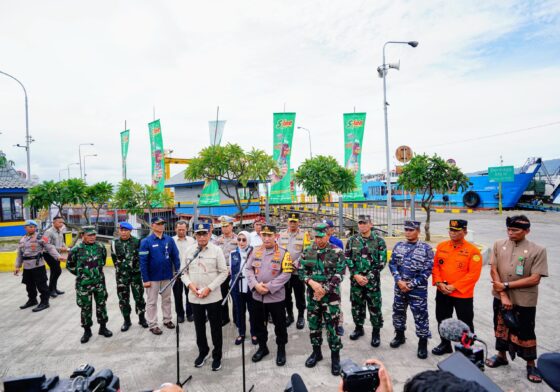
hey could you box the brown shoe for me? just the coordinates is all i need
[150,326,163,335]
[164,321,175,329]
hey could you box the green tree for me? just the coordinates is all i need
[25,180,63,217]
[85,181,114,227]
[113,179,173,224]
[185,143,278,225]
[294,155,355,214]
[398,154,470,241]
[60,178,88,221]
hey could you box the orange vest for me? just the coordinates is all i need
[432,239,482,298]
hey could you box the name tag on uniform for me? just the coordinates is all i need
[515,265,524,276]
[152,244,159,248]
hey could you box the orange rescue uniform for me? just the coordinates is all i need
[432,240,482,299]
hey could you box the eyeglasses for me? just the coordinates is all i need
[238,238,247,242]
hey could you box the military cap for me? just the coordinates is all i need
[313,223,328,237]
[83,226,97,235]
[449,219,468,231]
[404,220,421,230]
[151,216,166,224]
[357,214,371,223]
[24,220,38,227]
[261,225,277,235]
[194,223,210,233]
[119,222,133,230]
[287,212,300,222]
[219,215,234,227]
[322,219,335,228]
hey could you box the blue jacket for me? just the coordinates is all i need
[139,233,180,282]
[329,236,344,249]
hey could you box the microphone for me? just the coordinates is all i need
[439,318,476,342]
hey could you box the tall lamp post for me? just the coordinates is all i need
[378,40,418,236]
[78,143,94,179]
[0,70,31,183]
[58,169,66,181]
[297,126,313,159]
[67,162,80,179]
[83,154,98,183]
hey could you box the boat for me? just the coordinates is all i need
[362,158,543,209]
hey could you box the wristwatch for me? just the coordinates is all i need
[503,282,510,290]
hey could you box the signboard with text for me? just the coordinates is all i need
[488,166,514,183]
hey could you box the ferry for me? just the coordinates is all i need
[362,158,543,209]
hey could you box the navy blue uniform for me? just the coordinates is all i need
[389,241,433,338]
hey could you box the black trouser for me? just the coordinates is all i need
[252,299,288,347]
[22,266,49,304]
[220,280,231,323]
[43,253,61,292]
[172,279,192,318]
[285,274,306,317]
[435,291,474,339]
[192,301,222,360]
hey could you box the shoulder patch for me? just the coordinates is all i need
[472,254,481,262]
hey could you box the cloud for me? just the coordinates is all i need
[0,0,558,186]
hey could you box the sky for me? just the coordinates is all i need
[1,0,559,185]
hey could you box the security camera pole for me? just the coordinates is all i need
[380,41,418,236]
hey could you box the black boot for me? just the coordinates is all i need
[20,299,38,309]
[32,302,50,312]
[138,313,149,328]
[276,345,286,366]
[431,339,452,356]
[371,328,381,347]
[390,330,406,348]
[349,326,364,341]
[81,327,92,344]
[331,351,341,376]
[296,313,305,330]
[121,316,132,332]
[417,337,428,359]
[98,323,113,338]
[286,313,295,327]
[305,346,323,368]
[252,344,270,362]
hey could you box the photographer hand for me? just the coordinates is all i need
[364,358,393,392]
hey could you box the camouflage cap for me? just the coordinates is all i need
[404,220,421,230]
[313,223,328,237]
[83,226,97,235]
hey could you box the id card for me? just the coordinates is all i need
[515,265,524,276]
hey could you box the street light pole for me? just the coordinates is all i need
[58,169,66,181]
[83,154,97,184]
[0,70,31,183]
[78,143,94,179]
[67,162,80,179]
[297,126,313,158]
[381,40,418,236]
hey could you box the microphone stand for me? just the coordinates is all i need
[160,247,202,387]
[222,247,254,392]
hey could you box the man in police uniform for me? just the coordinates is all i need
[432,219,482,355]
[43,216,67,297]
[213,215,238,326]
[486,215,548,383]
[345,214,387,347]
[299,223,346,375]
[15,220,61,312]
[67,226,113,343]
[388,220,434,359]
[278,212,306,329]
[110,222,148,331]
[246,224,292,366]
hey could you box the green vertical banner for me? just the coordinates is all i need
[270,112,296,204]
[120,129,130,179]
[343,113,366,201]
[148,120,165,194]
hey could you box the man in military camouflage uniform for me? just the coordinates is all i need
[278,212,307,329]
[110,222,148,332]
[388,220,434,359]
[345,214,387,347]
[15,220,61,312]
[67,226,113,343]
[299,223,345,376]
[246,224,293,366]
[213,215,238,326]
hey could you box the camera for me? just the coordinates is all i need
[340,358,379,392]
[3,364,120,392]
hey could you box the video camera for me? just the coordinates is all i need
[340,358,379,392]
[3,364,120,392]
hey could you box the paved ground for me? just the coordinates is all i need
[0,210,558,391]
